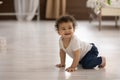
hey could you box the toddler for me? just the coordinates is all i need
[55,15,106,72]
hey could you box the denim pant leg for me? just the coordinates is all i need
[79,43,102,69]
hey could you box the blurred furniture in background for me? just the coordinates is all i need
[99,7,120,30]
[86,0,120,30]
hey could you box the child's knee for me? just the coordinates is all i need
[82,64,94,69]
[82,62,94,69]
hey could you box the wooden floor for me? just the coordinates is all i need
[0,21,120,80]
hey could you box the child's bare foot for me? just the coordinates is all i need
[99,57,106,68]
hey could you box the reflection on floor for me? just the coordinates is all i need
[0,21,120,80]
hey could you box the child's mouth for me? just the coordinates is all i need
[65,33,71,35]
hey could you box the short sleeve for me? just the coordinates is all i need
[59,38,62,49]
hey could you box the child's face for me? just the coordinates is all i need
[58,22,75,39]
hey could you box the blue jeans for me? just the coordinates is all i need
[79,43,102,69]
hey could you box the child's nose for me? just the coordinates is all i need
[66,29,70,32]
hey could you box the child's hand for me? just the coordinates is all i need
[56,64,65,68]
[65,67,76,72]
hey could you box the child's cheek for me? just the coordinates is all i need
[60,31,64,34]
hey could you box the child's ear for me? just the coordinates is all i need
[57,31,60,35]
[73,28,75,32]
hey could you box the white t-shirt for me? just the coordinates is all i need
[59,34,92,61]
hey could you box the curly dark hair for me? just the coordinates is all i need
[55,15,76,31]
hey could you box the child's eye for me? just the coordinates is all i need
[62,28,66,30]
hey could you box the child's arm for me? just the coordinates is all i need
[56,49,66,67]
[66,49,80,72]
